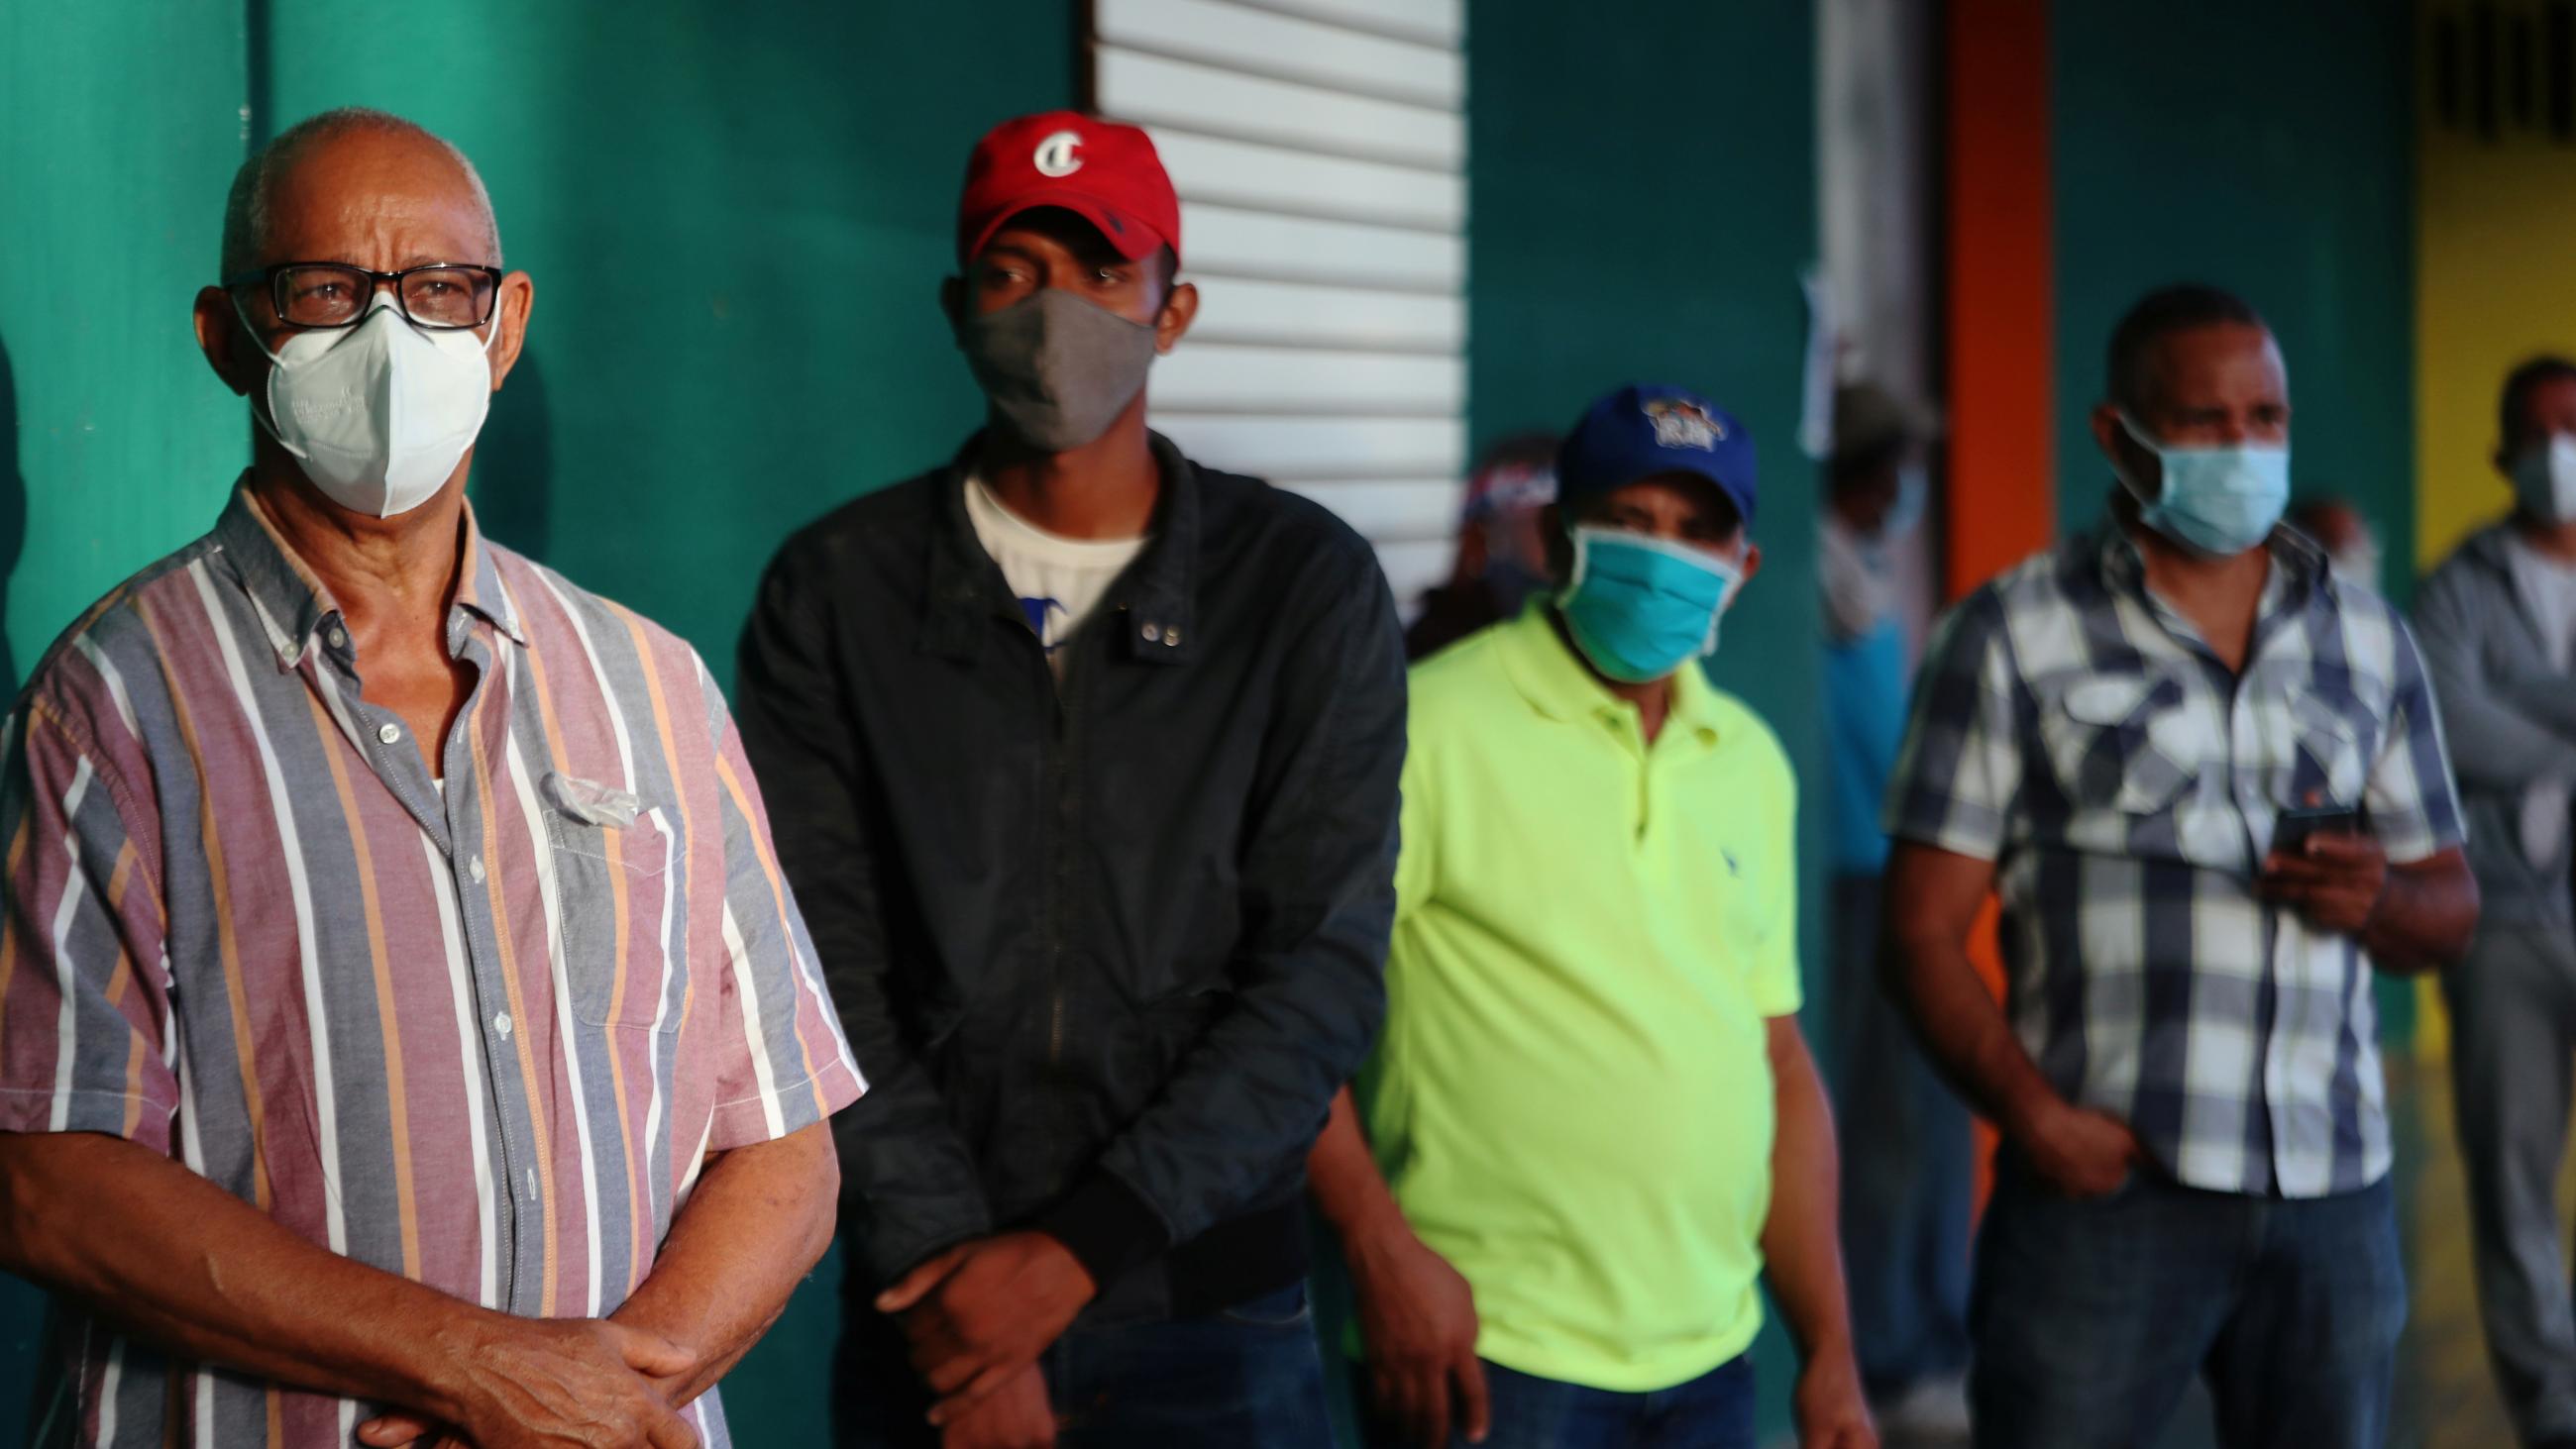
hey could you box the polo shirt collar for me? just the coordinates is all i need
[1494,603,1725,746]
[212,476,527,671]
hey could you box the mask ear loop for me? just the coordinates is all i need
[1558,525,1596,604]
[1698,559,1745,658]
[474,285,507,357]
[231,290,314,464]
[2109,410,2168,506]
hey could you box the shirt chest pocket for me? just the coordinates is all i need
[2037,672,2197,817]
[541,773,679,1032]
[2284,683,2378,810]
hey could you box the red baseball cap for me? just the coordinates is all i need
[956,111,1181,267]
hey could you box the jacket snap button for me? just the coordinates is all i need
[1141,622,1162,643]
[1164,629,1182,647]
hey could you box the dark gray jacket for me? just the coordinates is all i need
[2415,521,2576,928]
[735,433,1405,1323]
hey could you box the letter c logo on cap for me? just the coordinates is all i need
[1033,130,1083,178]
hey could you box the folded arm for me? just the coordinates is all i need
[2413,567,2576,791]
[1,1129,491,1407]
[1,1131,697,1448]
[609,1122,840,1405]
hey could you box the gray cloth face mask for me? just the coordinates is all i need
[954,287,1161,453]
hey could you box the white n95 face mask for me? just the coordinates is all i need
[245,292,498,518]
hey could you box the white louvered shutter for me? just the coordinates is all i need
[1090,0,1469,614]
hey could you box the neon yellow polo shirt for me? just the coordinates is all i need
[1358,605,1801,1393]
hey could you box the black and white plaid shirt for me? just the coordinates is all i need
[1887,523,2464,1198]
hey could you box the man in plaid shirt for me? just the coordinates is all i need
[1882,284,2478,1449]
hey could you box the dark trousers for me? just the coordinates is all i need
[834,1282,1335,1448]
[1970,1154,2406,1449]
[1359,1355,1756,1449]
[1825,871,1975,1395]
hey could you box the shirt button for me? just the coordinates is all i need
[1141,622,1163,643]
[326,627,348,651]
[377,722,401,745]
[469,855,486,882]
[493,1011,512,1037]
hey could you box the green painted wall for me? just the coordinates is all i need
[1468,3,1820,1436]
[0,2,248,698]
[2052,0,2416,586]
[0,3,252,1430]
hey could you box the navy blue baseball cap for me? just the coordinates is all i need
[1555,383,1760,530]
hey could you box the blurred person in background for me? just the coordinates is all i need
[1883,284,2476,1449]
[0,108,861,1449]
[2287,495,2386,593]
[1819,381,1971,1443]
[2414,355,2576,1449]
[1308,384,1877,1449]
[737,111,1405,1449]
[1406,434,1558,660]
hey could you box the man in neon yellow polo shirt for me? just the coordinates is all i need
[1309,383,1876,1449]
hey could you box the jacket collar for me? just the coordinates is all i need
[920,431,1202,667]
[211,476,527,671]
[1493,603,1725,746]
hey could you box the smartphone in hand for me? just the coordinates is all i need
[2273,803,2365,856]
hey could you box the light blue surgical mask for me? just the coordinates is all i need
[2117,413,2291,556]
[1557,526,1743,683]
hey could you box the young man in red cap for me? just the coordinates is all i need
[738,111,1407,1448]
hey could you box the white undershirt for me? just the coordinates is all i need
[963,474,1149,675]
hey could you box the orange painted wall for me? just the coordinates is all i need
[1943,0,2053,1207]
[1944,0,2056,596]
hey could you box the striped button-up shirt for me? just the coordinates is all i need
[0,483,863,1448]
[1886,523,2463,1198]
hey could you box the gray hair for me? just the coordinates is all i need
[220,108,501,278]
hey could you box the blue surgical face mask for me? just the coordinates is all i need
[1557,526,1744,683]
[2117,413,2291,556]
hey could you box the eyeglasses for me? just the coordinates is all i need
[224,261,502,330]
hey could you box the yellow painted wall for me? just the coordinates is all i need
[2410,1,2576,1054]
[2415,4,2576,570]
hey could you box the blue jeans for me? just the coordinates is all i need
[1361,1355,1756,1449]
[1826,872,1975,1394]
[834,1283,1335,1448]
[1971,1153,2406,1449]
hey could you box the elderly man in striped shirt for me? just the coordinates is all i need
[0,109,862,1449]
